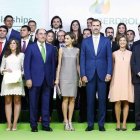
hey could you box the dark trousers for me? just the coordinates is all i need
[0,75,6,122]
[86,71,107,127]
[29,79,51,128]
[134,84,140,127]
[79,86,87,121]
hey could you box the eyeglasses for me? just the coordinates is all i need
[6,20,14,23]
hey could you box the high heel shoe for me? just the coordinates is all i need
[68,122,75,131]
[12,128,17,131]
[63,122,70,131]
[6,125,11,131]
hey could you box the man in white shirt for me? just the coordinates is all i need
[80,19,112,132]
[0,25,8,123]
[127,30,135,51]
[4,15,21,41]
[20,25,32,53]
[50,16,63,40]
[28,20,37,42]
[57,30,66,48]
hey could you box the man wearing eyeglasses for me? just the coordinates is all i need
[4,15,21,41]
[105,27,119,52]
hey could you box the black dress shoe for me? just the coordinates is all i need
[99,126,106,131]
[116,128,120,131]
[122,128,127,131]
[132,126,140,131]
[85,126,93,131]
[31,127,38,132]
[42,126,53,131]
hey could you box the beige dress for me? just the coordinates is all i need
[109,50,134,103]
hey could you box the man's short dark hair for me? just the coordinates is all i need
[0,25,8,32]
[92,19,102,26]
[50,16,63,28]
[57,30,66,35]
[28,20,37,26]
[87,17,94,21]
[138,25,140,28]
[21,25,31,32]
[105,27,114,33]
[83,28,92,34]
[4,15,13,22]
[127,30,135,36]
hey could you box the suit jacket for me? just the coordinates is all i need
[24,42,56,87]
[131,40,140,52]
[9,29,21,41]
[131,44,140,84]
[112,41,119,52]
[100,32,104,36]
[20,40,33,53]
[0,41,7,65]
[80,35,112,81]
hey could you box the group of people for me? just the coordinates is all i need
[0,15,140,132]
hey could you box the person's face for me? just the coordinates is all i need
[57,31,65,43]
[65,35,73,46]
[91,21,102,34]
[0,28,7,39]
[20,27,31,38]
[138,27,140,36]
[72,22,79,31]
[46,33,54,44]
[119,37,127,48]
[87,19,93,29]
[83,30,91,39]
[127,31,135,42]
[36,29,46,43]
[9,40,17,51]
[52,18,61,29]
[118,25,126,34]
[106,29,114,41]
[28,22,36,32]
[4,17,13,28]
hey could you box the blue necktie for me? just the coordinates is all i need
[129,44,132,51]
[6,30,10,41]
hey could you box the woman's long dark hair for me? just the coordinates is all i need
[70,20,82,45]
[4,38,21,58]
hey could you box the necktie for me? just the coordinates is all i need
[22,41,26,53]
[94,36,98,55]
[6,30,10,41]
[54,31,57,40]
[40,43,46,63]
[30,35,33,42]
[0,42,3,55]
[129,44,132,51]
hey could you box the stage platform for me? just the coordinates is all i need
[0,123,140,140]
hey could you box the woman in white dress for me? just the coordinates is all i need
[0,39,25,131]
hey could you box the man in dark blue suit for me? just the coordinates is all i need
[24,29,55,132]
[4,15,21,41]
[80,19,112,131]
[0,25,8,123]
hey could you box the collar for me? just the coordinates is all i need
[52,28,60,32]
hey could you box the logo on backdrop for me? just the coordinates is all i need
[89,0,110,14]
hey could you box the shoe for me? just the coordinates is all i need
[116,128,120,131]
[12,128,17,131]
[99,126,106,131]
[132,126,140,131]
[63,122,70,131]
[122,128,127,131]
[31,127,38,132]
[42,126,53,131]
[68,122,75,131]
[85,126,93,131]
[6,124,11,131]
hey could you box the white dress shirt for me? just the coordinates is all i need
[52,28,60,39]
[92,34,100,55]
[37,41,46,55]
[21,38,30,50]
[0,39,6,52]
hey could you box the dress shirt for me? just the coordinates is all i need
[0,39,6,52]
[92,34,100,55]
[21,38,30,50]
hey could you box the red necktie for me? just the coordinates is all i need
[0,42,3,55]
